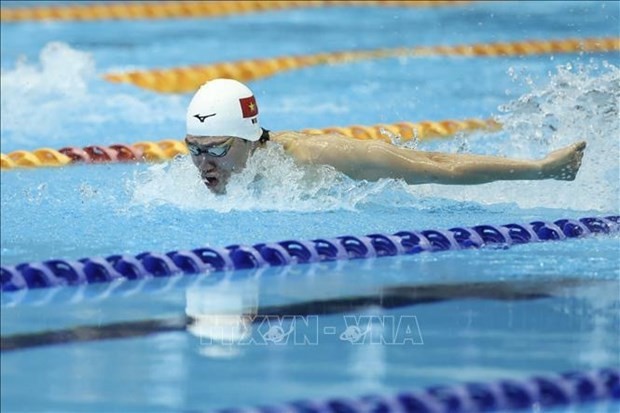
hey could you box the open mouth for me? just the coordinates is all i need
[201,173,228,193]
[202,176,219,188]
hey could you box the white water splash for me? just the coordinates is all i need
[0,42,185,148]
[404,62,620,213]
[128,143,411,212]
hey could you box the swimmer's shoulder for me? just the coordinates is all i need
[270,131,320,162]
[271,130,355,146]
[270,130,307,145]
[270,130,366,165]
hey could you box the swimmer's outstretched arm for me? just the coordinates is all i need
[274,132,586,185]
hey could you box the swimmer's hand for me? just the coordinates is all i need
[541,141,586,181]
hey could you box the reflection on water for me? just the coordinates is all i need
[186,280,258,359]
[1,253,619,411]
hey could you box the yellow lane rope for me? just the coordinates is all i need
[1,149,72,169]
[0,1,471,22]
[301,118,500,141]
[104,37,620,93]
[0,118,499,170]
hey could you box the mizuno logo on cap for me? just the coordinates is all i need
[194,113,216,123]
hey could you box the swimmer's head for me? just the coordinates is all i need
[186,78,262,141]
[185,79,268,194]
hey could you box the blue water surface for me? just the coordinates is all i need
[1,1,619,412]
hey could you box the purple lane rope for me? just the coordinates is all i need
[2,215,618,292]
[209,368,619,413]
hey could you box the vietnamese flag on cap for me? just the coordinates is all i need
[239,95,258,118]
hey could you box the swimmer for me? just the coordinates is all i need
[185,79,586,194]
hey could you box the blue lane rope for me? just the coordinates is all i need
[2,215,618,292]
[210,368,619,413]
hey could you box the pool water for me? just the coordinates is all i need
[1,1,619,412]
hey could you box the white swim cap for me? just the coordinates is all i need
[186,78,262,141]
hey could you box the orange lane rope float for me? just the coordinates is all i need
[104,37,620,93]
[0,1,471,22]
[1,149,72,169]
[0,118,500,170]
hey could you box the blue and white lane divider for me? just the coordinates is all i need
[211,368,619,413]
[2,215,618,292]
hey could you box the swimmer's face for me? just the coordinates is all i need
[185,135,254,194]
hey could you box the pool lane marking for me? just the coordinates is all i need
[103,37,620,93]
[201,368,620,413]
[3,216,617,292]
[1,1,471,23]
[0,277,595,352]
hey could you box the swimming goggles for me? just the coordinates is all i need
[187,138,234,158]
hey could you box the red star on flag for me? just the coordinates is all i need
[239,95,258,118]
